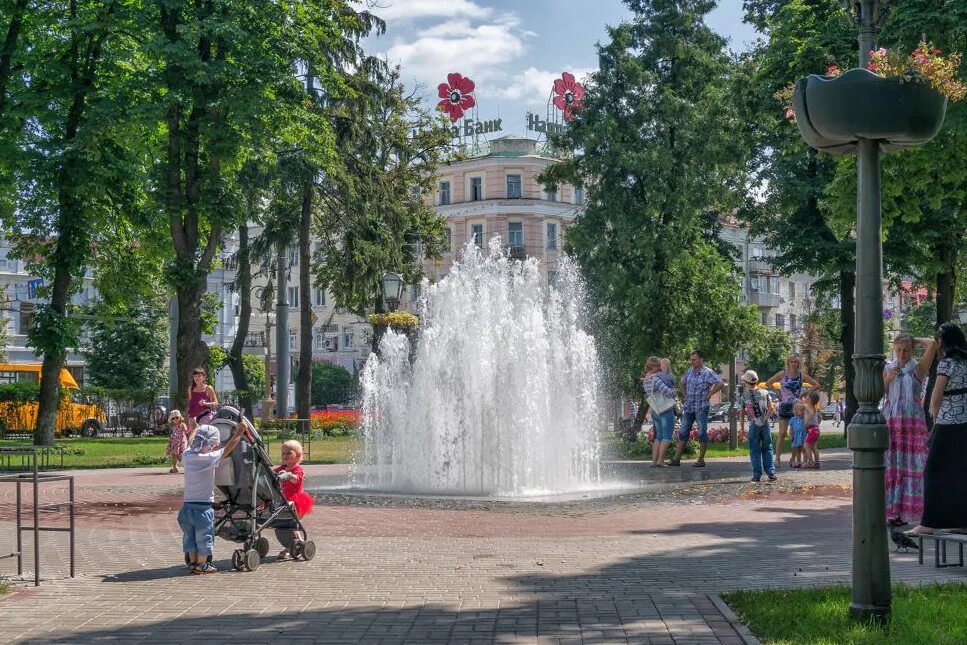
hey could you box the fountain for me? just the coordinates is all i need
[354,238,604,497]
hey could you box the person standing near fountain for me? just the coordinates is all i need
[641,357,678,467]
[668,351,722,467]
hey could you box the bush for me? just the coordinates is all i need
[132,452,167,466]
[310,362,356,407]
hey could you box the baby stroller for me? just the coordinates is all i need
[208,405,317,572]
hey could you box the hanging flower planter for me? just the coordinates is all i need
[792,68,947,154]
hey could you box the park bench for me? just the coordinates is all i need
[911,531,967,569]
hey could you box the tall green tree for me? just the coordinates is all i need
[541,0,769,402]
[84,307,168,390]
[1,1,146,444]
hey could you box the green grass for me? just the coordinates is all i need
[610,432,847,460]
[0,579,9,596]
[724,583,967,645]
[0,435,359,469]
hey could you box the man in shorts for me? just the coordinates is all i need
[668,350,723,467]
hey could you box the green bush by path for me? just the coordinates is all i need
[724,583,967,645]
[0,435,358,469]
[0,578,9,596]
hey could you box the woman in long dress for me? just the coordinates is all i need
[882,333,937,527]
[907,323,967,536]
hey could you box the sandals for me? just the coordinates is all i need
[193,562,217,574]
[692,461,706,468]
[665,460,681,467]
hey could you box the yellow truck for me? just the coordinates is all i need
[0,363,104,437]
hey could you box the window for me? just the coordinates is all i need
[775,314,785,328]
[287,248,299,267]
[343,330,354,349]
[470,176,483,201]
[574,185,585,205]
[315,333,325,350]
[508,222,523,247]
[769,277,780,295]
[439,181,451,206]
[506,174,522,199]
[410,185,421,202]
[445,227,452,252]
[545,186,557,202]
[471,223,484,247]
[750,275,761,291]
[761,313,768,325]
[314,288,326,307]
[287,286,299,309]
[288,329,296,351]
[546,222,558,250]
[751,246,763,259]
[18,302,35,335]
[790,314,798,331]
[789,281,796,299]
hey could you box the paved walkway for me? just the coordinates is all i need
[0,444,964,644]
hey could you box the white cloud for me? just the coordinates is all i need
[496,66,595,106]
[372,0,492,23]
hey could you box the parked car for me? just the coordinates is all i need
[821,403,838,420]
[708,402,731,422]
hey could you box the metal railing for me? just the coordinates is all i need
[0,448,75,586]
[258,418,313,462]
[0,446,65,471]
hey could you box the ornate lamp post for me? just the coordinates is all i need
[262,310,275,423]
[381,271,404,312]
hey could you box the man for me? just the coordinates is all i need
[668,350,723,467]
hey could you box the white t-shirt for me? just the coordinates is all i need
[742,388,771,425]
[182,448,225,503]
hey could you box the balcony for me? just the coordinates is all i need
[749,291,781,307]
[747,258,778,274]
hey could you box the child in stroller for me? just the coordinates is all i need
[207,405,317,571]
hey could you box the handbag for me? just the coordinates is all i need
[647,393,676,414]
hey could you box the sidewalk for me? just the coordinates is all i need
[0,446,963,644]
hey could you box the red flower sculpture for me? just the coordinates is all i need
[552,71,585,121]
[437,72,476,122]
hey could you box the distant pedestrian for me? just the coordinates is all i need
[833,398,842,427]
[166,410,190,474]
[739,370,776,482]
[187,367,218,432]
[882,333,937,527]
[641,357,678,467]
[766,355,816,469]
[907,323,967,537]
[668,351,723,467]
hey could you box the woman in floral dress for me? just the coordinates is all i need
[882,333,937,527]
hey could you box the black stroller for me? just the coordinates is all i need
[207,405,317,572]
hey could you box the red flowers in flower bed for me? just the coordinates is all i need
[437,72,476,122]
[644,425,747,443]
[308,409,360,424]
[552,71,585,121]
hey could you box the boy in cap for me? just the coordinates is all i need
[178,422,245,574]
[739,370,777,482]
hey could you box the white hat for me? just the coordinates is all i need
[741,369,759,384]
[168,409,183,423]
[189,424,220,452]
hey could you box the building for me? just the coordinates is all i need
[421,136,584,283]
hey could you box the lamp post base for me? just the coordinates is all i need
[849,603,891,624]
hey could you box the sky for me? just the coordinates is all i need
[366,0,759,137]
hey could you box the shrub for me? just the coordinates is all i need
[132,452,167,466]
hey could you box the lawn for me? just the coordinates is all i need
[724,583,967,645]
[610,432,847,460]
[0,435,359,469]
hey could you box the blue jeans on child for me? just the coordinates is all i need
[748,422,776,480]
[680,407,709,442]
[652,408,676,442]
[178,502,215,557]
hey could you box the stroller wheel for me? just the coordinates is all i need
[301,540,316,562]
[244,549,261,572]
[291,540,305,561]
[232,550,245,571]
[255,536,270,558]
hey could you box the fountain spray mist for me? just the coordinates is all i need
[356,238,603,496]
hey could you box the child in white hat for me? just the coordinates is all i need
[739,370,777,482]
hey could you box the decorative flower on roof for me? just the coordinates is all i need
[552,72,585,121]
[437,73,476,122]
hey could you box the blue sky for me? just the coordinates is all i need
[367,0,758,136]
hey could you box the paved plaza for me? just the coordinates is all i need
[1,434,965,644]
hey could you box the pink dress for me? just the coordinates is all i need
[882,358,928,523]
[166,422,188,459]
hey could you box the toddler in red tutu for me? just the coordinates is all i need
[274,440,313,559]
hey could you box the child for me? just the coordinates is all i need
[178,423,245,574]
[274,439,314,559]
[165,410,190,474]
[739,370,776,482]
[187,367,218,433]
[789,402,807,468]
[803,392,822,468]
[658,358,676,390]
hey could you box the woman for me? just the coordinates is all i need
[882,333,937,526]
[187,367,218,432]
[641,357,678,467]
[907,323,967,536]
[766,355,816,468]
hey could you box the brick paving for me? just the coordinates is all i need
[0,443,965,644]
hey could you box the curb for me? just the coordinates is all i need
[708,593,762,645]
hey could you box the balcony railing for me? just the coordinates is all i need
[749,291,781,307]
[747,258,777,274]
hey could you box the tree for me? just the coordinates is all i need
[541,0,771,404]
[310,361,355,407]
[902,299,938,337]
[84,308,168,391]
[1,1,147,444]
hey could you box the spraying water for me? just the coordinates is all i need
[356,238,604,496]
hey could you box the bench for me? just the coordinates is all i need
[913,531,967,568]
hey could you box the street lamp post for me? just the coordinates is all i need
[372,272,405,355]
[847,0,891,623]
[262,311,275,424]
[276,248,290,418]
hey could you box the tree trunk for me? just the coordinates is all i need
[0,0,28,120]
[840,269,857,437]
[297,179,313,421]
[34,265,72,446]
[924,239,959,431]
[227,224,252,415]
[175,280,208,414]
